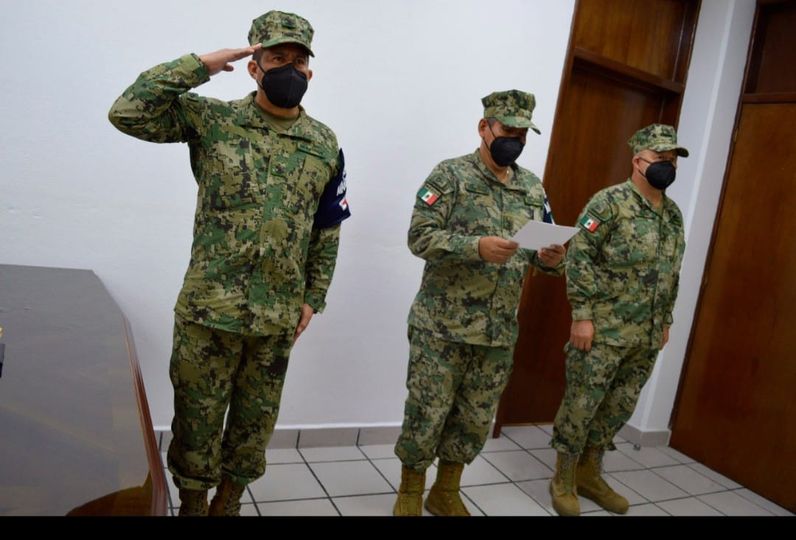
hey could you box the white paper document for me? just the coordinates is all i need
[511,220,580,251]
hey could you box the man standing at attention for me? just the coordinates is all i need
[549,124,688,516]
[109,11,350,516]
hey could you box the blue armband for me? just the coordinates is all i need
[543,195,555,224]
[313,148,351,229]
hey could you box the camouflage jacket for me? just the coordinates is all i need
[108,54,344,335]
[567,179,685,348]
[407,151,564,348]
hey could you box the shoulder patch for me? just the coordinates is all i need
[579,214,600,233]
[589,199,611,221]
[418,186,440,206]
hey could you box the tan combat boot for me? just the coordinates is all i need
[208,476,247,516]
[177,488,209,516]
[549,452,580,516]
[577,447,628,514]
[424,461,469,516]
[393,466,426,516]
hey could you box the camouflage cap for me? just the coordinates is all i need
[628,123,689,157]
[481,90,541,134]
[248,10,315,57]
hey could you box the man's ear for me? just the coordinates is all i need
[478,118,488,138]
[631,154,643,173]
[247,60,259,81]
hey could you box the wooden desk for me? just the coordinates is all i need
[0,264,167,515]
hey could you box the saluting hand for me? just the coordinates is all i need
[570,320,595,352]
[199,44,262,77]
[479,236,519,264]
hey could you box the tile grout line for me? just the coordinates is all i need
[645,462,721,498]
[468,451,551,516]
[699,488,776,516]
[609,470,737,511]
[298,447,343,516]
[654,493,726,516]
[162,465,176,513]
[691,494,730,517]
[459,490,488,517]
[604,472,652,505]
[162,428,784,517]
[729,487,791,515]
[356,445,399,497]
[683,461,744,490]
[244,485,262,517]
[493,428,578,516]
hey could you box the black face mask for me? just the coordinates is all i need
[486,125,525,167]
[642,159,677,190]
[259,63,308,108]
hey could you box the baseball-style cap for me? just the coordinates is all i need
[628,123,689,157]
[481,89,541,134]
[248,10,315,57]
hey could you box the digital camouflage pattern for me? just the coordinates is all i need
[566,180,685,348]
[397,134,564,470]
[481,89,541,134]
[248,10,315,56]
[628,123,689,157]
[407,151,563,348]
[395,327,515,470]
[553,175,686,454]
[551,342,659,453]
[166,315,293,490]
[108,53,342,335]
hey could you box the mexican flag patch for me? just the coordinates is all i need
[579,214,600,233]
[418,187,440,206]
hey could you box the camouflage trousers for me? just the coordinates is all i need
[166,315,293,490]
[551,342,658,454]
[395,327,514,471]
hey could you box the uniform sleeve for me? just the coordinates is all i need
[407,166,481,262]
[108,53,210,143]
[664,282,677,325]
[529,189,565,276]
[566,194,614,320]
[530,251,565,276]
[303,224,341,313]
[304,149,348,313]
[664,230,686,326]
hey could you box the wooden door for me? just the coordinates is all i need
[670,0,796,512]
[496,0,700,428]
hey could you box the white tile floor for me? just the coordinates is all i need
[159,425,793,517]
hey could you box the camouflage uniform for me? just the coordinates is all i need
[395,90,563,471]
[552,125,687,454]
[108,11,350,491]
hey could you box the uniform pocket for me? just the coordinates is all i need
[204,138,260,210]
[603,217,657,267]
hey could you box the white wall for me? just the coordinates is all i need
[626,0,757,436]
[0,0,576,428]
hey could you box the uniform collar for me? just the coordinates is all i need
[469,150,528,193]
[625,178,676,217]
[237,92,317,142]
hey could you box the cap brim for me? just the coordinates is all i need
[259,37,314,57]
[649,144,689,158]
[495,115,541,134]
